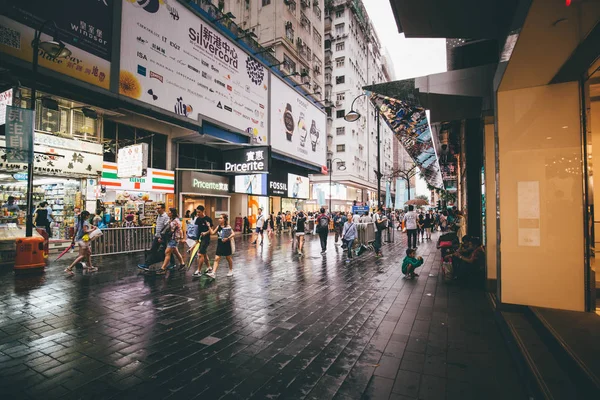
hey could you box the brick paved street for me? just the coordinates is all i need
[0,231,527,399]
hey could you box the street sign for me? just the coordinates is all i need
[352,205,369,214]
[5,105,34,163]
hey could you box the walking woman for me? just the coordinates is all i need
[341,214,357,263]
[206,214,234,279]
[65,211,97,275]
[156,208,185,275]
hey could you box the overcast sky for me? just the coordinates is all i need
[363,0,447,81]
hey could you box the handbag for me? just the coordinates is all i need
[230,235,236,254]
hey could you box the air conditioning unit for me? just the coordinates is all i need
[335,100,341,106]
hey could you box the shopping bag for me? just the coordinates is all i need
[355,244,368,256]
[230,236,236,254]
[87,228,103,241]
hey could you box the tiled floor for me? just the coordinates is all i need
[0,231,527,399]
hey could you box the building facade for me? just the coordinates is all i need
[220,0,325,100]
[309,0,395,211]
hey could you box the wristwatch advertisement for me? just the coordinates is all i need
[298,112,307,147]
[284,103,294,141]
[309,120,319,152]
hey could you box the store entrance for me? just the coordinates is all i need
[182,195,229,222]
[0,175,85,242]
[584,56,600,312]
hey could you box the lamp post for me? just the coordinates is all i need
[344,93,382,209]
[26,21,71,237]
[328,157,345,213]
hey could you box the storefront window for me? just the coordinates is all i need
[38,103,70,135]
[102,123,168,169]
[72,110,98,142]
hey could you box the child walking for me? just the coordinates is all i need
[402,248,423,279]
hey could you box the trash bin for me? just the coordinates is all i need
[14,236,46,271]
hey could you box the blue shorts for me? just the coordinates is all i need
[255,227,263,234]
[167,240,178,248]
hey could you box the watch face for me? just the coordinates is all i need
[284,112,294,132]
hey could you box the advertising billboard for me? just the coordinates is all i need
[119,0,269,143]
[222,146,270,174]
[287,173,310,199]
[270,77,327,167]
[0,0,113,89]
[234,174,267,196]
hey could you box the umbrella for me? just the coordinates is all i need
[187,242,201,270]
[54,243,75,262]
[405,198,429,206]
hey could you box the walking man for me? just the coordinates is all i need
[193,205,213,276]
[404,205,418,249]
[373,207,387,257]
[138,203,169,270]
[316,207,330,254]
[252,208,266,245]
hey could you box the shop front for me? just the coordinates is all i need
[99,162,175,226]
[311,182,364,213]
[268,169,311,214]
[0,131,103,242]
[178,171,230,223]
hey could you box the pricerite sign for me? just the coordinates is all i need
[222,146,270,174]
[119,1,269,143]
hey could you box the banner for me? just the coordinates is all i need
[395,178,404,209]
[0,0,113,89]
[270,76,327,167]
[5,105,34,163]
[385,180,392,209]
[119,0,269,142]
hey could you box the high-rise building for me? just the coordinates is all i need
[220,0,325,99]
[309,0,395,211]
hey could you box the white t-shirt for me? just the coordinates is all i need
[403,211,418,230]
[256,213,265,228]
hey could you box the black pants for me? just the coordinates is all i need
[145,237,163,266]
[407,229,418,249]
[318,229,328,251]
[374,230,382,254]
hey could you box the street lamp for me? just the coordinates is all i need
[328,157,346,213]
[26,20,71,237]
[344,93,383,209]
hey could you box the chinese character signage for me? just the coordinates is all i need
[270,76,327,167]
[119,0,269,141]
[222,146,270,174]
[5,105,34,163]
[0,89,13,126]
[117,143,149,178]
[0,0,113,89]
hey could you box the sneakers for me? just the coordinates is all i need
[193,270,201,277]
[226,271,234,277]
[155,269,166,275]
[206,271,216,279]
[178,264,186,271]
[167,264,175,270]
[137,264,149,270]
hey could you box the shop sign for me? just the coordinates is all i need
[179,171,230,195]
[119,1,269,142]
[0,89,13,126]
[117,143,149,178]
[234,174,267,195]
[270,76,327,167]
[35,132,103,154]
[222,146,270,174]
[100,162,175,193]
[4,105,34,163]
[0,0,113,89]
[0,135,103,176]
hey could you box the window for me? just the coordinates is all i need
[336,92,345,101]
[286,0,296,12]
[336,144,345,152]
[283,54,296,72]
[72,110,98,142]
[262,0,270,5]
[335,9,344,18]
[285,22,294,42]
[336,109,345,118]
[336,41,345,51]
[313,4,321,19]
[306,47,312,61]
[335,57,345,67]
[313,28,322,46]
[336,127,345,135]
[300,12,311,31]
[335,23,345,35]
[335,75,345,84]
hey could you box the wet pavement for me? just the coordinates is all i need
[0,231,527,399]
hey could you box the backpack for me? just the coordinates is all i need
[186,218,199,239]
[318,215,329,231]
[375,214,387,230]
